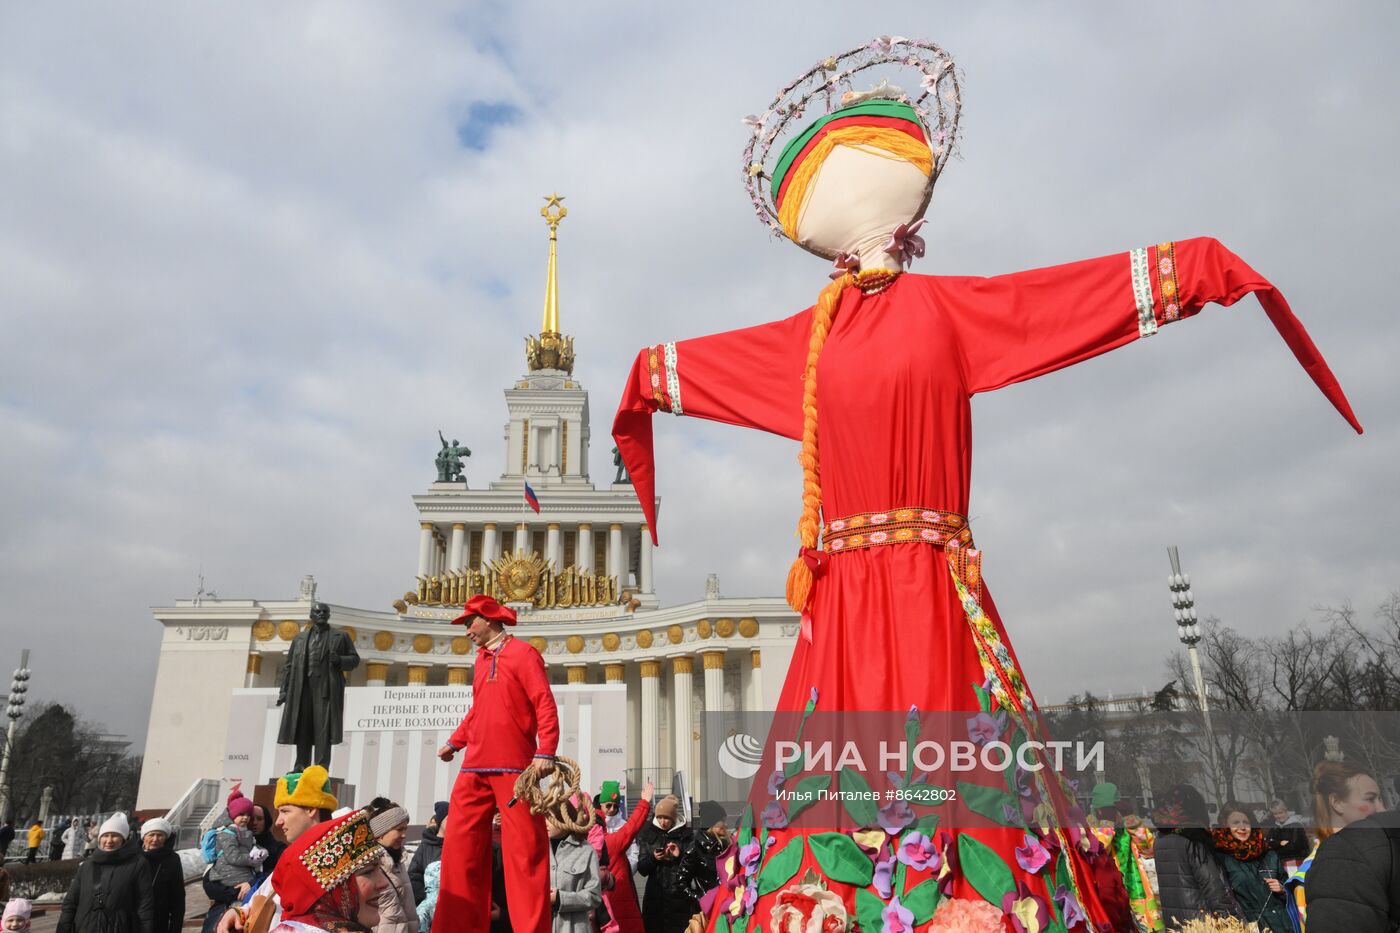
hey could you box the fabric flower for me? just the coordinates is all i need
[738,839,763,876]
[934,830,959,896]
[883,219,926,268]
[767,770,787,797]
[769,880,849,933]
[869,35,908,52]
[849,828,886,855]
[829,251,861,280]
[896,831,939,871]
[927,896,1005,932]
[742,114,764,134]
[881,896,915,933]
[1052,885,1087,929]
[1014,833,1051,874]
[1002,880,1051,933]
[965,711,1002,746]
[762,801,789,830]
[877,798,915,836]
[872,847,897,899]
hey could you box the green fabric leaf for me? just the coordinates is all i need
[957,834,1017,905]
[757,836,805,895]
[854,888,885,933]
[715,913,732,933]
[784,751,806,779]
[787,774,831,822]
[972,682,992,713]
[893,859,907,898]
[809,832,874,886]
[904,710,921,751]
[1005,727,1028,797]
[839,769,879,828]
[1042,870,1068,933]
[956,781,1019,827]
[914,813,939,837]
[732,916,748,933]
[902,880,941,925]
[738,805,754,849]
[1055,850,1072,891]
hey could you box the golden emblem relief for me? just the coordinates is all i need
[252,620,276,642]
[565,635,585,654]
[714,618,736,638]
[412,634,435,654]
[277,620,301,641]
[407,550,619,611]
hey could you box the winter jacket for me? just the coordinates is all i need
[142,845,186,933]
[375,850,419,933]
[636,821,697,933]
[549,834,601,933]
[27,825,45,849]
[1214,847,1291,933]
[208,825,260,887]
[588,799,651,933]
[65,824,88,860]
[416,861,441,932]
[1154,829,1240,926]
[1305,810,1400,933]
[1267,814,1311,864]
[58,842,155,933]
[407,826,444,904]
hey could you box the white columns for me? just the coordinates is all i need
[546,524,561,568]
[449,523,466,571]
[365,662,389,687]
[672,657,694,787]
[746,650,764,709]
[578,524,594,572]
[608,523,623,579]
[702,651,725,712]
[640,660,661,781]
[481,523,498,570]
[418,523,434,578]
[640,526,654,594]
[516,521,530,555]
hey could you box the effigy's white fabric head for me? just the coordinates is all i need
[741,37,961,272]
[790,139,932,271]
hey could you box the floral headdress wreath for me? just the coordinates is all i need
[741,35,963,250]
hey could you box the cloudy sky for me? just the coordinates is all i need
[2,2,1396,745]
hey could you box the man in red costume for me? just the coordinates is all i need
[435,594,559,933]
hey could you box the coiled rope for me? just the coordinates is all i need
[512,755,595,835]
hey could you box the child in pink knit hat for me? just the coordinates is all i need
[208,785,269,897]
[2,899,32,932]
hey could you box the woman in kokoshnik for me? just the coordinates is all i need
[611,36,1362,933]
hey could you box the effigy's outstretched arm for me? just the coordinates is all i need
[936,236,1362,434]
[612,308,815,544]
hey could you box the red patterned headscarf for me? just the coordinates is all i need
[272,809,385,931]
[1210,827,1269,861]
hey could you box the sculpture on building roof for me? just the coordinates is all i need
[436,430,472,483]
[525,193,577,374]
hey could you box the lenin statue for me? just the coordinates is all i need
[277,601,360,770]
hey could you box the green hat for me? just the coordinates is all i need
[1090,782,1120,810]
[599,780,621,805]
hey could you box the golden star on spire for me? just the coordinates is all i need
[543,193,565,209]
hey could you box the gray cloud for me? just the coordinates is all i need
[1,1,1396,743]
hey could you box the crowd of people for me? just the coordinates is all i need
[1076,759,1400,932]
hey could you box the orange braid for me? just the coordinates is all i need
[785,272,854,612]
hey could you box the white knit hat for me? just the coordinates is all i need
[141,817,174,839]
[99,813,130,839]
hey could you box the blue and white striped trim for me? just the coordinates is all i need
[663,342,684,415]
[1130,247,1158,338]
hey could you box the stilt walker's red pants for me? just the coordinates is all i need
[437,770,550,933]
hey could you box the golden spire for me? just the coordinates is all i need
[540,193,566,336]
[526,193,575,374]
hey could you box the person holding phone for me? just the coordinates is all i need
[1211,802,1291,933]
[635,797,694,933]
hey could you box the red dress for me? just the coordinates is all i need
[614,238,1359,932]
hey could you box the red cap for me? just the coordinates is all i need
[452,594,517,627]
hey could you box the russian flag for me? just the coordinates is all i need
[523,481,541,514]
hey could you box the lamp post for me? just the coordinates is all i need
[1167,548,1221,805]
[0,649,32,823]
